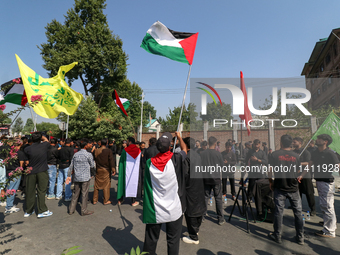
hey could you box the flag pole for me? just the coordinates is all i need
[66,114,69,139]
[10,108,24,126]
[173,65,192,152]
[140,92,145,142]
[29,107,37,132]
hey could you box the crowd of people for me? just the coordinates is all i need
[0,131,338,254]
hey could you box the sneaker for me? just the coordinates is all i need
[37,210,53,218]
[268,233,282,244]
[182,236,199,244]
[55,196,62,200]
[47,195,55,200]
[132,201,139,207]
[315,230,335,238]
[218,219,225,226]
[5,205,20,214]
[296,238,304,245]
[24,211,34,218]
[0,201,6,207]
[64,198,72,202]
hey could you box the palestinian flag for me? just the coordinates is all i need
[113,89,130,116]
[117,144,141,199]
[0,77,28,106]
[141,21,198,65]
[143,151,182,224]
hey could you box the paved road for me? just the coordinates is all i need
[1,175,340,255]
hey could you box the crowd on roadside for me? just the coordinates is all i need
[0,131,338,255]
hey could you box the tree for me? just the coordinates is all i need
[12,117,23,134]
[65,95,133,142]
[36,122,61,137]
[39,0,128,104]
[23,118,34,134]
[200,102,232,124]
[158,103,201,131]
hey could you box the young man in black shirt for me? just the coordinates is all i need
[292,137,315,215]
[299,134,339,238]
[56,138,74,201]
[47,138,59,199]
[201,136,225,225]
[24,132,53,218]
[221,142,237,200]
[268,134,303,245]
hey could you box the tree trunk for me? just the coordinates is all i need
[80,75,88,96]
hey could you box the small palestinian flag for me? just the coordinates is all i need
[0,78,28,106]
[141,21,198,65]
[143,151,182,224]
[117,144,141,199]
[113,90,130,116]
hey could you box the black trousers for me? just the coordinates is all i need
[299,178,315,212]
[143,215,183,255]
[222,174,235,196]
[25,171,49,214]
[204,183,224,222]
[184,213,202,241]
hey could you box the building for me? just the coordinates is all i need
[301,28,340,110]
[145,119,160,132]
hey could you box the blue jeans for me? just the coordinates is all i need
[273,188,304,241]
[0,160,6,185]
[56,167,72,199]
[6,176,21,210]
[47,165,57,197]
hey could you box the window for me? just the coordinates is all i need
[322,82,327,92]
[320,64,324,72]
[326,54,331,65]
[333,42,338,56]
[317,88,321,95]
[330,96,336,106]
[328,75,332,85]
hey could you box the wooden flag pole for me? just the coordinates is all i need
[173,65,192,152]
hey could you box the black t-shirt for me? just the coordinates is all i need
[269,149,301,193]
[245,149,268,179]
[293,148,311,178]
[200,149,224,185]
[312,148,339,182]
[24,142,50,174]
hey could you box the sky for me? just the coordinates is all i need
[1,0,340,126]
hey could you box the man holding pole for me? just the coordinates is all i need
[298,134,339,238]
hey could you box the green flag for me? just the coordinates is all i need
[312,112,340,154]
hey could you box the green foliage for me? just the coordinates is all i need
[12,117,23,134]
[23,118,34,134]
[39,0,128,101]
[61,246,82,255]
[200,102,232,124]
[36,122,61,137]
[64,95,133,142]
[158,103,201,131]
[124,246,148,255]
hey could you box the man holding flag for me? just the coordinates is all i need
[298,134,339,238]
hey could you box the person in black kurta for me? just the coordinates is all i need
[181,137,206,244]
[221,142,237,200]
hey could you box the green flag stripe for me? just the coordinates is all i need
[143,158,156,223]
[0,93,24,106]
[117,149,127,200]
[141,33,189,64]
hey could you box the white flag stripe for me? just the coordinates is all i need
[150,160,182,223]
[125,153,141,197]
[148,21,182,48]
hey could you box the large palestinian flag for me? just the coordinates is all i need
[117,144,141,199]
[143,151,182,224]
[0,78,28,106]
[141,21,198,65]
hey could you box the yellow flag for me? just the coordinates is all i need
[15,54,83,119]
